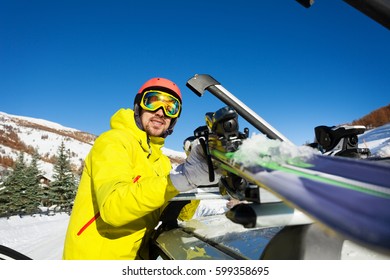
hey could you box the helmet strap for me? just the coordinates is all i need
[133,103,144,131]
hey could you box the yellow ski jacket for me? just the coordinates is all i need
[63,108,196,259]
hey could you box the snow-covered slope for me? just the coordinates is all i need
[0,111,95,180]
[359,123,390,157]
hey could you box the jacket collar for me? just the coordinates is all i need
[110,108,165,159]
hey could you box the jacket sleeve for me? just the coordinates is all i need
[88,130,179,227]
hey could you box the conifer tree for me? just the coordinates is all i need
[0,174,11,217]
[0,153,28,216]
[0,152,43,217]
[49,141,77,213]
[23,152,42,214]
[7,153,27,215]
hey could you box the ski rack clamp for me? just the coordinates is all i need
[186,74,294,144]
[186,74,220,97]
[192,106,259,202]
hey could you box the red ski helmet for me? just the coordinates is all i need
[134,77,182,114]
[137,77,181,101]
[133,77,182,137]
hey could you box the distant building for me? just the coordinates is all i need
[37,175,51,186]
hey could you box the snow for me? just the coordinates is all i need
[0,213,69,259]
[233,133,320,166]
[161,147,186,159]
[0,121,389,260]
[0,111,79,132]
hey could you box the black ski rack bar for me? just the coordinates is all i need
[186,74,293,144]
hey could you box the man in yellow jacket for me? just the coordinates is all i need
[63,77,217,260]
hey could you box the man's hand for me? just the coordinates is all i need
[170,138,221,192]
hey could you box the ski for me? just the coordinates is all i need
[186,74,390,252]
[210,144,390,251]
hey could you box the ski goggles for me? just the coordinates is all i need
[140,90,181,118]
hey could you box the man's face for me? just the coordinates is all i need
[140,108,172,137]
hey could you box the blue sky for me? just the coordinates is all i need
[1,0,389,152]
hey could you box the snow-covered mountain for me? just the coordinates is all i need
[0,111,95,180]
[0,111,185,180]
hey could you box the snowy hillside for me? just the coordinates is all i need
[0,111,185,180]
[0,111,95,180]
[0,117,389,260]
[359,123,390,157]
